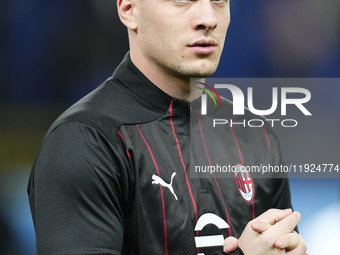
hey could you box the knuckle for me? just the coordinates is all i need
[299,235,307,253]
[267,209,276,223]
[284,219,295,230]
[267,208,276,213]
[267,210,274,217]
[267,208,278,216]
[223,236,236,244]
[246,221,254,229]
[281,235,290,244]
[301,243,307,254]
[250,219,260,226]
[262,236,273,247]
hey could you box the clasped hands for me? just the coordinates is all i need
[223,209,308,255]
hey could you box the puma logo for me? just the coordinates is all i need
[152,172,178,200]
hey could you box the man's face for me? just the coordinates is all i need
[133,0,230,79]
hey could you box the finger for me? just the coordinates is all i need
[268,211,301,239]
[286,234,307,255]
[251,208,293,229]
[223,236,238,253]
[251,220,272,233]
[275,232,300,250]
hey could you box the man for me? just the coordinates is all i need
[28,0,308,254]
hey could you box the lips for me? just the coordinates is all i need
[188,39,217,55]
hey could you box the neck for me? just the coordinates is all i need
[130,48,203,102]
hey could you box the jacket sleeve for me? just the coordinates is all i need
[28,122,131,254]
[269,126,294,211]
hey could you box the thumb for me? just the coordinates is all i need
[223,236,239,253]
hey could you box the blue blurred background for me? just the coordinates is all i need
[0,0,339,254]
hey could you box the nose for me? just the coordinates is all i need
[192,0,218,31]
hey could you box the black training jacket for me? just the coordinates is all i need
[28,53,292,255]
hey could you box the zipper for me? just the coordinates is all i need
[190,106,207,191]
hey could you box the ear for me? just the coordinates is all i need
[117,0,138,30]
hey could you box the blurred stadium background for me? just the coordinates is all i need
[0,0,339,254]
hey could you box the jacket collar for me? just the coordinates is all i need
[113,52,176,112]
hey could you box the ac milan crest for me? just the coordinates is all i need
[234,163,254,202]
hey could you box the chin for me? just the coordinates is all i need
[192,70,216,78]
[190,64,218,78]
[170,58,219,79]
[195,59,219,76]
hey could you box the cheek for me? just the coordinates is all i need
[139,26,174,59]
[221,14,231,29]
[217,10,231,32]
[218,21,230,40]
